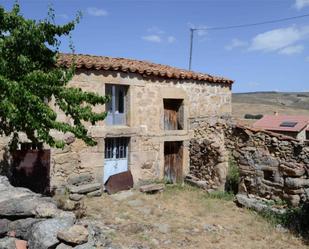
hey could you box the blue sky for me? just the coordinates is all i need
[2,0,309,92]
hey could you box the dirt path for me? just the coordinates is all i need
[84,185,308,249]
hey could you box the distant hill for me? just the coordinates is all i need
[232,92,309,123]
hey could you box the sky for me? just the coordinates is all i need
[2,0,309,93]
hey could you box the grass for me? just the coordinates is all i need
[83,184,308,249]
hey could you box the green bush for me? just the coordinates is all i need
[225,156,240,194]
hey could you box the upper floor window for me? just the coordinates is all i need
[163,99,184,130]
[105,84,128,125]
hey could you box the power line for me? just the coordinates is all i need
[188,13,309,70]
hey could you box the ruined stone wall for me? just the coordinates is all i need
[190,121,309,206]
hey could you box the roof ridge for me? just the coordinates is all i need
[57,53,233,84]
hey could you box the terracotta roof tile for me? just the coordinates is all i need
[57,53,234,85]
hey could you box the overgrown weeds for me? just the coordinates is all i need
[225,155,239,194]
[259,203,309,242]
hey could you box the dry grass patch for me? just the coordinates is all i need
[84,185,308,249]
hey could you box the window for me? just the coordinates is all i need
[105,137,129,159]
[163,99,184,130]
[105,84,128,125]
[280,121,298,127]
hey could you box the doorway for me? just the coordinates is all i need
[164,141,183,183]
[104,137,129,183]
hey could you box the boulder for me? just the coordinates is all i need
[69,183,101,194]
[0,219,10,236]
[8,218,43,239]
[139,184,165,193]
[15,240,27,249]
[0,237,16,249]
[57,225,89,245]
[28,217,75,249]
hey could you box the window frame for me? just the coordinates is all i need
[105,84,128,126]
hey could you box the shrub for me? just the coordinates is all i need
[225,156,240,194]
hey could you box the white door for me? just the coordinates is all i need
[104,137,129,184]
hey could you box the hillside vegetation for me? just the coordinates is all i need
[232,92,309,123]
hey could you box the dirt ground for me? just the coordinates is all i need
[83,185,308,249]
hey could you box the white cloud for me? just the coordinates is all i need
[87,7,108,17]
[167,36,176,43]
[142,27,175,44]
[249,26,309,54]
[294,0,309,10]
[279,45,304,55]
[225,38,247,50]
[142,35,162,43]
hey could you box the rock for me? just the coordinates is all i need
[0,219,10,236]
[34,201,59,218]
[86,189,103,197]
[8,218,43,239]
[0,237,16,249]
[285,178,309,189]
[67,173,93,186]
[60,199,80,211]
[15,240,27,249]
[28,217,75,249]
[57,225,89,245]
[139,184,165,193]
[279,164,305,177]
[155,223,170,234]
[203,224,217,232]
[69,183,101,194]
[127,199,144,207]
[70,194,84,201]
[283,194,300,207]
[55,243,73,249]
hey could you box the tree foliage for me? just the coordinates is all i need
[0,4,109,148]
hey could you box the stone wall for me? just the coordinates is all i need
[0,69,232,190]
[189,120,309,206]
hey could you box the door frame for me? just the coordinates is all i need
[104,137,129,184]
[164,141,183,183]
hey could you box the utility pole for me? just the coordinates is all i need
[188,28,195,71]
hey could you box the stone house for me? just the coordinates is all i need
[0,54,233,192]
[253,115,309,141]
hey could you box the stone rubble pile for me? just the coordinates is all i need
[189,118,309,207]
[0,176,105,249]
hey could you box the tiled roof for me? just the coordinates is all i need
[253,115,309,132]
[57,53,234,84]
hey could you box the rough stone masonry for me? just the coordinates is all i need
[189,118,309,207]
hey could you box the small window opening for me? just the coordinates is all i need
[163,99,184,130]
[263,170,274,182]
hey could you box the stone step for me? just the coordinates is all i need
[68,183,101,194]
[140,183,165,193]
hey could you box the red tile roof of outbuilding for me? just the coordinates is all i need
[57,53,234,85]
[253,115,309,132]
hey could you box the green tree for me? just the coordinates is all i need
[0,4,109,148]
